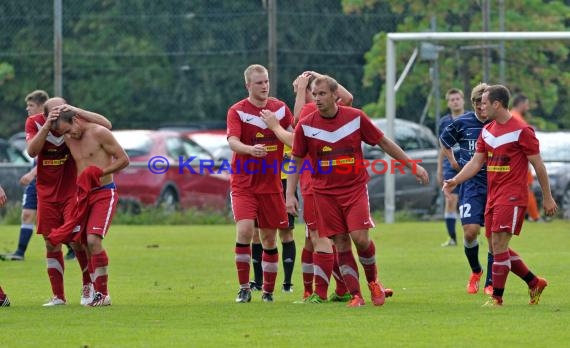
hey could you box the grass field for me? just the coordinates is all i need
[0,221,569,347]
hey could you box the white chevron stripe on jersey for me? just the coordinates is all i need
[237,106,286,130]
[36,121,65,146]
[482,128,522,149]
[301,116,360,143]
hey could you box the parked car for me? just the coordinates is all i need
[0,139,33,208]
[534,131,570,219]
[8,131,27,153]
[113,130,230,212]
[158,121,227,132]
[185,130,232,162]
[364,118,440,214]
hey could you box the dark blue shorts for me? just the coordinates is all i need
[22,178,38,210]
[458,180,486,226]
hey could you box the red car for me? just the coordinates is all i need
[113,130,230,212]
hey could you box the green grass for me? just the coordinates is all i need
[0,221,569,347]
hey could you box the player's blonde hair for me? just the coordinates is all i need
[244,64,268,84]
[471,83,488,102]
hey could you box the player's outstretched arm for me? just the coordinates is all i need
[378,136,429,184]
[443,152,485,198]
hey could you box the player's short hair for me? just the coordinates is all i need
[445,88,463,100]
[512,93,528,108]
[25,90,49,105]
[52,110,76,131]
[244,64,268,84]
[485,85,511,109]
[306,74,317,91]
[470,83,489,103]
[312,75,338,93]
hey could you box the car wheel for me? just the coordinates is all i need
[159,187,179,213]
[562,186,570,219]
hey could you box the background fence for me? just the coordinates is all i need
[0,0,395,136]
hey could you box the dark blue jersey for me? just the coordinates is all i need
[439,111,488,186]
[439,114,460,176]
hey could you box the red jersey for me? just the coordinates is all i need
[292,105,383,196]
[227,97,293,194]
[476,116,539,208]
[25,114,77,202]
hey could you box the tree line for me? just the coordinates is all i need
[1,0,569,140]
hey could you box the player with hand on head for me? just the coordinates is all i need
[26,97,112,306]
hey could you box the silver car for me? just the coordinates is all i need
[534,131,570,219]
[364,118,439,214]
[0,139,33,207]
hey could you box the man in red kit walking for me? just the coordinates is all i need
[26,97,112,306]
[286,76,429,307]
[51,110,129,306]
[443,84,557,306]
[227,64,294,303]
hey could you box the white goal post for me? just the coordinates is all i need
[384,31,570,223]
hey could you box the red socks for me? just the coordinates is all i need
[234,245,251,288]
[313,253,334,299]
[301,248,314,294]
[92,251,109,295]
[47,251,65,300]
[337,250,362,297]
[357,241,377,283]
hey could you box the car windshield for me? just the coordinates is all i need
[0,142,29,164]
[538,133,570,162]
[114,132,153,157]
[189,134,226,153]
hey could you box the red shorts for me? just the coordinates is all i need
[313,186,374,238]
[37,196,75,237]
[50,187,119,245]
[231,191,288,229]
[302,193,317,236]
[484,205,526,238]
[82,187,118,240]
